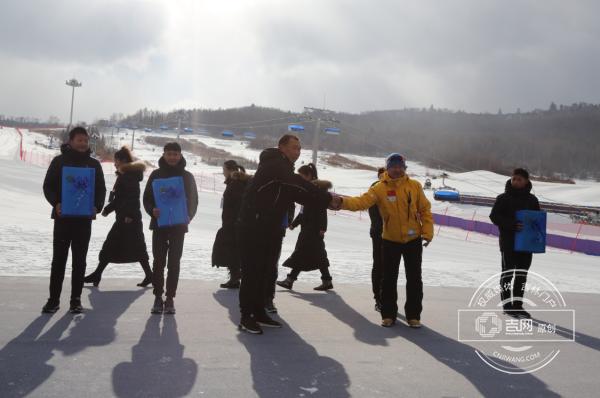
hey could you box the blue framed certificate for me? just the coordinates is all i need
[152,176,189,227]
[514,210,546,253]
[61,166,96,217]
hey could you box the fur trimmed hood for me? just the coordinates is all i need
[312,179,332,190]
[118,160,146,174]
[230,170,252,182]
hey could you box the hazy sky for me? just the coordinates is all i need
[1,0,599,123]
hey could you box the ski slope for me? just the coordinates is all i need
[1,127,599,294]
[0,127,20,160]
[124,129,600,206]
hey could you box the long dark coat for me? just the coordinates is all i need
[99,161,150,264]
[282,180,332,272]
[490,179,541,252]
[211,171,251,268]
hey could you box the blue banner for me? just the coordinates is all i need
[514,210,547,253]
[152,176,189,227]
[61,166,96,217]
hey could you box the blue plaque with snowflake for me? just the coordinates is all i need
[152,176,189,227]
[61,166,96,217]
[514,210,546,253]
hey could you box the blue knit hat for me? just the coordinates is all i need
[386,153,406,170]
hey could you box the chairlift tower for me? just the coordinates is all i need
[303,107,340,166]
[65,78,82,132]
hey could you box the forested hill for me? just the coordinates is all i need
[117,103,600,179]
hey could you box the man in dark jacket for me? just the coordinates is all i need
[42,127,106,314]
[490,168,541,319]
[143,142,199,315]
[368,167,385,312]
[237,134,333,334]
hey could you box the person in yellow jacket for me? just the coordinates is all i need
[331,153,433,328]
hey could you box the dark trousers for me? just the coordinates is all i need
[500,250,533,308]
[240,229,283,317]
[288,265,332,281]
[152,229,185,298]
[381,238,423,320]
[371,234,383,304]
[49,218,92,301]
[264,232,285,303]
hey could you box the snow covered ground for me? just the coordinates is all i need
[1,127,599,293]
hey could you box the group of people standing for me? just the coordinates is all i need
[209,134,435,333]
[40,127,540,336]
[42,128,198,315]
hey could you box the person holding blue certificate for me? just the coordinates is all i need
[42,127,106,314]
[490,168,541,319]
[143,142,198,315]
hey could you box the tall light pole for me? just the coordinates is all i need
[65,78,82,132]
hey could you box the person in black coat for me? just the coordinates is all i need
[236,134,334,334]
[490,168,541,319]
[368,167,386,312]
[212,160,251,289]
[143,142,199,315]
[41,127,106,314]
[84,147,152,288]
[277,163,334,291]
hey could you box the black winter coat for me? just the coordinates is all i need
[490,179,541,252]
[43,144,106,219]
[282,180,331,272]
[143,156,199,232]
[99,219,149,264]
[238,148,332,235]
[103,161,146,222]
[212,171,251,268]
[289,180,331,233]
[98,160,149,264]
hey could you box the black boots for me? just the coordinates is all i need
[255,313,282,328]
[42,298,83,314]
[42,298,60,313]
[314,280,333,291]
[83,271,102,287]
[69,298,83,314]
[276,277,294,290]
[164,297,176,314]
[239,315,263,334]
[277,277,333,291]
[84,261,109,287]
[501,290,531,318]
[137,275,153,288]
[151,296,164,314]
[220,269,241,289]
[265,300,278,314]
[138,260,153,287]
[220,278,241,289]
